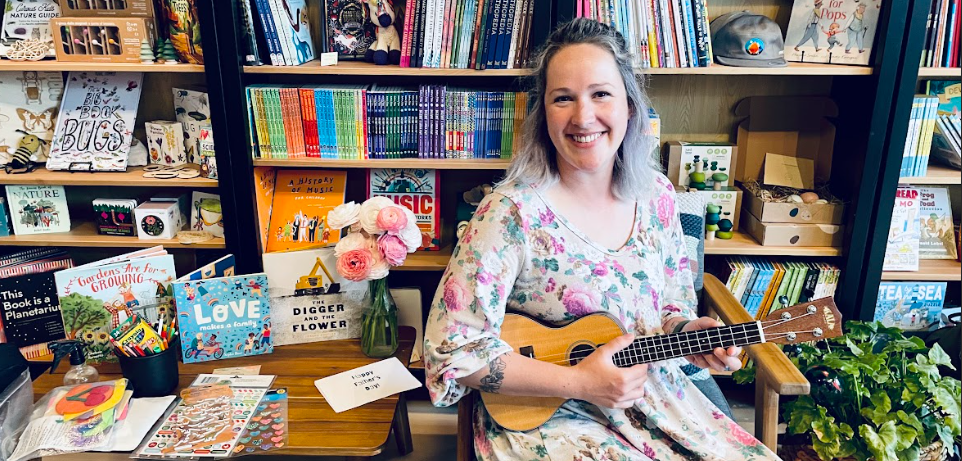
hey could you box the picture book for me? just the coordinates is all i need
[93,198,137,237]
[278,0,315,65]
[4,185,70,235]
[927,80,961,118]
[190,191,224,238]
[174,273,272,363]
[0,271,66,359]
[161,0,204,64]
[262,248,367,346]
[172,87,211,163]
[918,186,958,260]
[180,254,235,281]
[324,0,376,60]
[253,166,276,250]
[367,168,440,250]
[876,282,947,331]
[0,71,64,164]
[0,0,60,58]
[883,187,921,271]
[0,196,11,237]
[785,0,882,65]
[47,72,143,172]
[54,252,176,363]
[265,169,346,253]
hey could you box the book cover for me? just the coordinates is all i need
[253,166,277,250]
[93,198,137,237]
[918,186,958,260]
[174,273,272,363]
[189,191,224,238]
[785,0,882,65]
[367,168,441,250]
[265,169,346,253]
[262,248,367,346]
[278,0,315,64]
[0,271,66,359]
[0,71,64,165]
[0,0,60,58]
[4,185,70,235]
[927,80,961,118]
[181,254,236,281]
[172,87,211,164]
[875,282,946,330]
[161,0,204,64]
[325,0,376,60]
[47,72,143,172]
[883,187,921,271]
[0,196,10,237]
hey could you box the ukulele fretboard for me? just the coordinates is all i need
[611,322,763,366]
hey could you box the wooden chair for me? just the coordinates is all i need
[455,273,810,461]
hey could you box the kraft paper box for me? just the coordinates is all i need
[741,210,843,247]
[666,142,738,189]
[60,0,157,17]
[741,184,846,225]
[51,17,156,63]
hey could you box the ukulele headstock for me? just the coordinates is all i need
[761,297,842,345]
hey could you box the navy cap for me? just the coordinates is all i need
[710,11,788,67]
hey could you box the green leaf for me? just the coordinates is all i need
[895,424,918,451]
[785,396,821,435]
[861,421,900,461]
[896,444,921,461]
[932,385,961,419]
[861,393,892,425]
[928,344,955,369]
[846,337,867,356]
[895,410,924,434]
[544,258,559,272]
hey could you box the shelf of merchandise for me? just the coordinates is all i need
[704,230,843,257]
[0,166,218,187]
[898,165,962,185]
[916,67,962,79]
[0,60,205,73]
[252,158,511,170]
[0,222,226,249]
[397,245,452,271]
[242,61,874,76]
[881,259,962,281]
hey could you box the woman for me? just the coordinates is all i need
[424,19,780,460]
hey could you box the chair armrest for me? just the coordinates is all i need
[703,273,810,396]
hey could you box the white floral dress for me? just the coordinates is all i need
[424,175,781,461]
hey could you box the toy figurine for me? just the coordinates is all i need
[712,167,729,191]
[4,130,47,174]
[705,203,721,242]
[687,155,708,190]
[364,0,401,65]
[716,213,734,239]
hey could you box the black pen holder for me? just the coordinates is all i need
[116,341,180,397]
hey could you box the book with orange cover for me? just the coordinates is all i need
[265,169,346,253]
[253,166,277,251]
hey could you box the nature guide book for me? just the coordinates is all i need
[265,169,346,253]
[875,282,947,331]
[173,271,272,364]
[53,250,177,364]
[883,186,921,272]
[918,186,958,260]
[0,71,64,164]
[367,168,441,250]
[261,248,367,346]
[4,185,70,235]
[784,0,882,66]
[0,0,60,58]
[46,72,144,172]
[0,270,66,359]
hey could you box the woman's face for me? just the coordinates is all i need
[544,43,631,176]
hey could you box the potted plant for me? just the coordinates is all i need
[735,321,961,461]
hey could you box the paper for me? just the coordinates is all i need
[211,365,262,376]
[314,357,422,413]
[192,374,275,388]
[320,52,338,66]
[763,153,815,189]
[94,396,176,452]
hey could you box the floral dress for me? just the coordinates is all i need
[424,175,780,461]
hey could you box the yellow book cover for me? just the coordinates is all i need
[758,262,785,319]
[253,166,277,250]
[266,169,346,253]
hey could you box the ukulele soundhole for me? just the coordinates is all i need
[568,343,596,366]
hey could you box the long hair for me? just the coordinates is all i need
[500,18,660,200]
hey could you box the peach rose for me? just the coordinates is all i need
[376,205,408,233]
[359,196,395,234]
[378,233,409,265]
[336,249,374,281]
[327,202,361,230]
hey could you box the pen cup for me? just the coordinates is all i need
[116,341,180,397]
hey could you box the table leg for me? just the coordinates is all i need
[345,457,370,461]
[392,392,414,455]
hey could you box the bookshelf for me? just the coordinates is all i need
[916,67,962,79]
[881,260,962,282]
[0,167,218,188]
[252,158,511,170]
[705,231,843,257]
[0,61,205,73]
[0,221,226,249]
[397,246,453,271]
[898,165,962,185]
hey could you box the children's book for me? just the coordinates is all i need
[883,187,921,271]
[180,254,235,281]
[927,80,961,118]
[277,0,315,65]
[253,166,277,250]
[161,0,204,64]
[54,250,176,363]
[189,191,224,238]
[785,0,882,65]
[0,0,60,58]
[918,186,958,260]
[265,169,346,253]
[93,199,137,237]
[172,87,211,164]
[4,185,70,235]
[875,282,947,331]
[324,0,376,60]
[174,271,272,364]
[367,168,440,250]
[0,270,66,359]
[46,72,143,172]
[0,196,10,237]
[0,71,64,164]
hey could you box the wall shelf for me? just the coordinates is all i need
[705,231,843,257]
[397,245,452,271]
[881,259,962,281]
[0,167,218,188]
[252,158,510,170]
[0,60,205,73]
[898,165,962,185]
[917,67,962,79]
[0,222,226,249]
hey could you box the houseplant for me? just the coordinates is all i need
[327,197,421,357]
[735,321,960,461]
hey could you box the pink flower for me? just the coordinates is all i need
[334,232,370,257]
[335,249,374,281]
[592,264,608,276]
[545,278,556,293]
[359,196,395,234]
[376,205,408,233]
[377,233,408,265]
[657,193,674,228]
[728,420,759,447]
[539,208,556,225]
[442,277,470,312]
[561,285,601,316]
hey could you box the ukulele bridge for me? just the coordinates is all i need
[519,346,534,359]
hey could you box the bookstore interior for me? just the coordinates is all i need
[0,0,958,460]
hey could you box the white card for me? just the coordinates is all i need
[320,52,338,66]
[314,357,422,413]
[191,374,276,388]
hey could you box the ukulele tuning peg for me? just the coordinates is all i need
[778,296,790,308]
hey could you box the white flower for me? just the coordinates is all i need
[359,196,395,235]
[397,207,422,252]
[367,258,391,280]
[334,232,369,257]
[327,202,361,230]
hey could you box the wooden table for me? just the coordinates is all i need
[32,327,416,460]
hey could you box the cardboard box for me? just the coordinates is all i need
[666,142,738,189]
[741,210,843,247]
[741,186,846,225]
[60,0,157,17]
[677,186,743,231]
[134,201,183,240]
[51,17,156,63]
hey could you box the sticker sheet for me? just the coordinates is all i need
[232,388,288,454]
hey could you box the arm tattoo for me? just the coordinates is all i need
[479,356,506,393]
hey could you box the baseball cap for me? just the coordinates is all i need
[710,11,787,67]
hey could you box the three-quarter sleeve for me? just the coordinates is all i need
[654,178,698,333]
[424,192,527,407]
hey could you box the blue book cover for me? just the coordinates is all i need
[875,282,947,331]
[175,273,272,363]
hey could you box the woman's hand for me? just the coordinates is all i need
[569,333,648,409]
[681,317,743,372]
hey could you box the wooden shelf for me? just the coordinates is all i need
[252,158,510,170]
[705,230,843,257]
[917,67,962,79]
[882,259,962,281]
[0,221,226,249]
[0,60,205,73]
[899,165,962,185]
[397,245,451,271]
[0,166,218,187]
[243,61,873,76]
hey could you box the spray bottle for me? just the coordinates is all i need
[48,340,99,385]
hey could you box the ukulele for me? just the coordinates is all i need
[481,297,842,431]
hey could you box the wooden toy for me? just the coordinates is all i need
[51,17,156,63]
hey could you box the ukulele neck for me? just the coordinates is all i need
[612,322,764,366]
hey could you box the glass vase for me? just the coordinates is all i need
[361,277,399,358]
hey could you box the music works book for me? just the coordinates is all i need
[367,168,440,250]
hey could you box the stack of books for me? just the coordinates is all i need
[710,257,842,320]
[900,95,940,178]
[920,0,960,68]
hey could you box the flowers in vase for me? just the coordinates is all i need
[328,197,421,281]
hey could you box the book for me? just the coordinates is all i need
[93,198,137,237]
[918,186,958,260]
[172,87,212,164]
[785,0,881,65]
[46,72,143,172]
[253,166,277,250]
[324,0,376,60]
[875,282,947,331]
[0,196,10,237]
[189,191,224,238]
[368,168,441,250]
[0,270,66,359]
[883,187,921,271]
[4,185,70,235]
[0,0,60,58]
[0,71,64,165]
[161,0,204,64]
[265,169,347,253]
[927,80,961,118]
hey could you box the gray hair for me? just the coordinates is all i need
[500,18,660,201]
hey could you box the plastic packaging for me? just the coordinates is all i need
[0,369,32,461]
[48,340,99,385]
